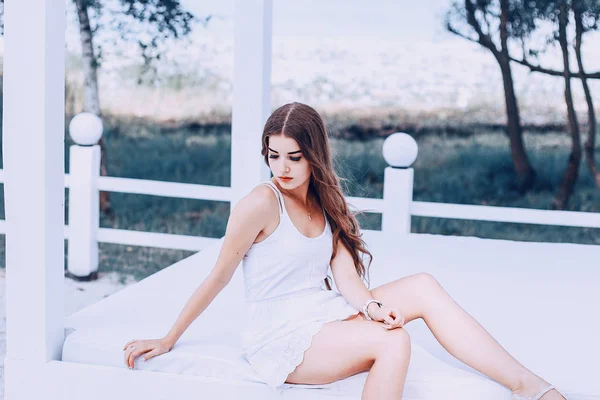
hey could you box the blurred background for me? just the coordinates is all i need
[0,0,598,281]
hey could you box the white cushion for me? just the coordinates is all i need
[63,232,600,399]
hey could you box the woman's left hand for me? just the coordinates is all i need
[368,305,405,330]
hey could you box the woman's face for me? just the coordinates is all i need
[267,134,311,189]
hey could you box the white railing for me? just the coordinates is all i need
[346,198,600,229]
[2,188,595,237]
[96,177,234,202]
[1,117,599,279]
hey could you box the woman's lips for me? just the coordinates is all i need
[279,177,292,181]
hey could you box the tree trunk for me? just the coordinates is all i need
[553,0,582,210]
[574,2,600,188]
[498,56,535,191]
[498,0,535,191]
[74,0,111,213]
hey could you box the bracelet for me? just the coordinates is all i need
[361,299,383,321]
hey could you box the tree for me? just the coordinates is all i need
[446,0,538,192]
[72,0,199,212]
[573,0,600,188]
[554,0,582,210]
[510,0,600,208]
[0,0,203,212]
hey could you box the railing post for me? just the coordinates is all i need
[382,133,419,235]
[66,113,103,281]
[230,0,273,210]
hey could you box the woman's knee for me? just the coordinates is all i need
[413,272,442,291]
[375,328,411,360]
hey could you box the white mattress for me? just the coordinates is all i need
[63,232,600,399]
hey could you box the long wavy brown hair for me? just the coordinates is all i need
[261,102,373,290]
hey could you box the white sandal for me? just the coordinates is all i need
[511,385,567,400]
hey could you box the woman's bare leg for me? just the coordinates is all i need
[286,314,411,399]
[362,325,411,399]
[370,273,565,399]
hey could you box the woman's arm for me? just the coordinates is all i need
[330,239,380,319]
[162,185,275,348]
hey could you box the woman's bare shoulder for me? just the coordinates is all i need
[211,184,279,284]
[231,182,279,219]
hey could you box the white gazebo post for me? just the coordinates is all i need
[66,113,103,281]
[382,133,419,234]
[230,0,273,209]
[3,0,66,396]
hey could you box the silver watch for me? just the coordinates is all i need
[361,299,383,321]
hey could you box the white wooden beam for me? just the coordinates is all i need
[2,0,66,368]
[382,167,414,234]
[231,0,273,209]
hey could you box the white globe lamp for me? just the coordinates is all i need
[69,112,103,145]
[382,132,418,168]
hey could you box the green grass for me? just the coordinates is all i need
[333,131,600,246]
[0,121,599,281]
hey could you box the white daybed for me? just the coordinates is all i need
[62,231,600,400]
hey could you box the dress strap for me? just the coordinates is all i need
[262,181,284,216]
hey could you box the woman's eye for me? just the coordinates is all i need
[269,155,301,162]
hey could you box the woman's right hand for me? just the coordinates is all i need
[123,337,173,369]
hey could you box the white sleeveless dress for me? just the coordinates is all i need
[241,180,361,394]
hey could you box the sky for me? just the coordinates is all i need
[179,0,455,43]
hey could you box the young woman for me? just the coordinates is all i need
[122,102,566,400]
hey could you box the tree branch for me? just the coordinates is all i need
[464,0,499,57]
[447,22,481,45]
[510,56,600,79]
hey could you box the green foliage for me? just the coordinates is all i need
[446,0,600,66]
[446,0,540,45]
[0,0,202,78]
[117,0,196,39]
[0,0,197,38]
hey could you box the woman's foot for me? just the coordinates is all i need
[512,374,566,400]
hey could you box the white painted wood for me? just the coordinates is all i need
[231,0,273,209]
[2,0,66,370]
[5,165,600,248]
[67,145,100,278]
[11,164,600,234]
[96,176,233,202]
[346,196,384,213]
[95,228,219,251]
[411,201,600,229]
[68,113,103,145]
[347,196,600,230]
[382,132,418,168]
[4,359,283,400]
[382,167,414,234]
[64,226,366,251]
[5,358,368,400]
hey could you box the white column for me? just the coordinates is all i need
[2,0,66,367]
[231,0,273,209]
[67,146,100,280]
[66,112,105,280]
[381,133,419,235]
